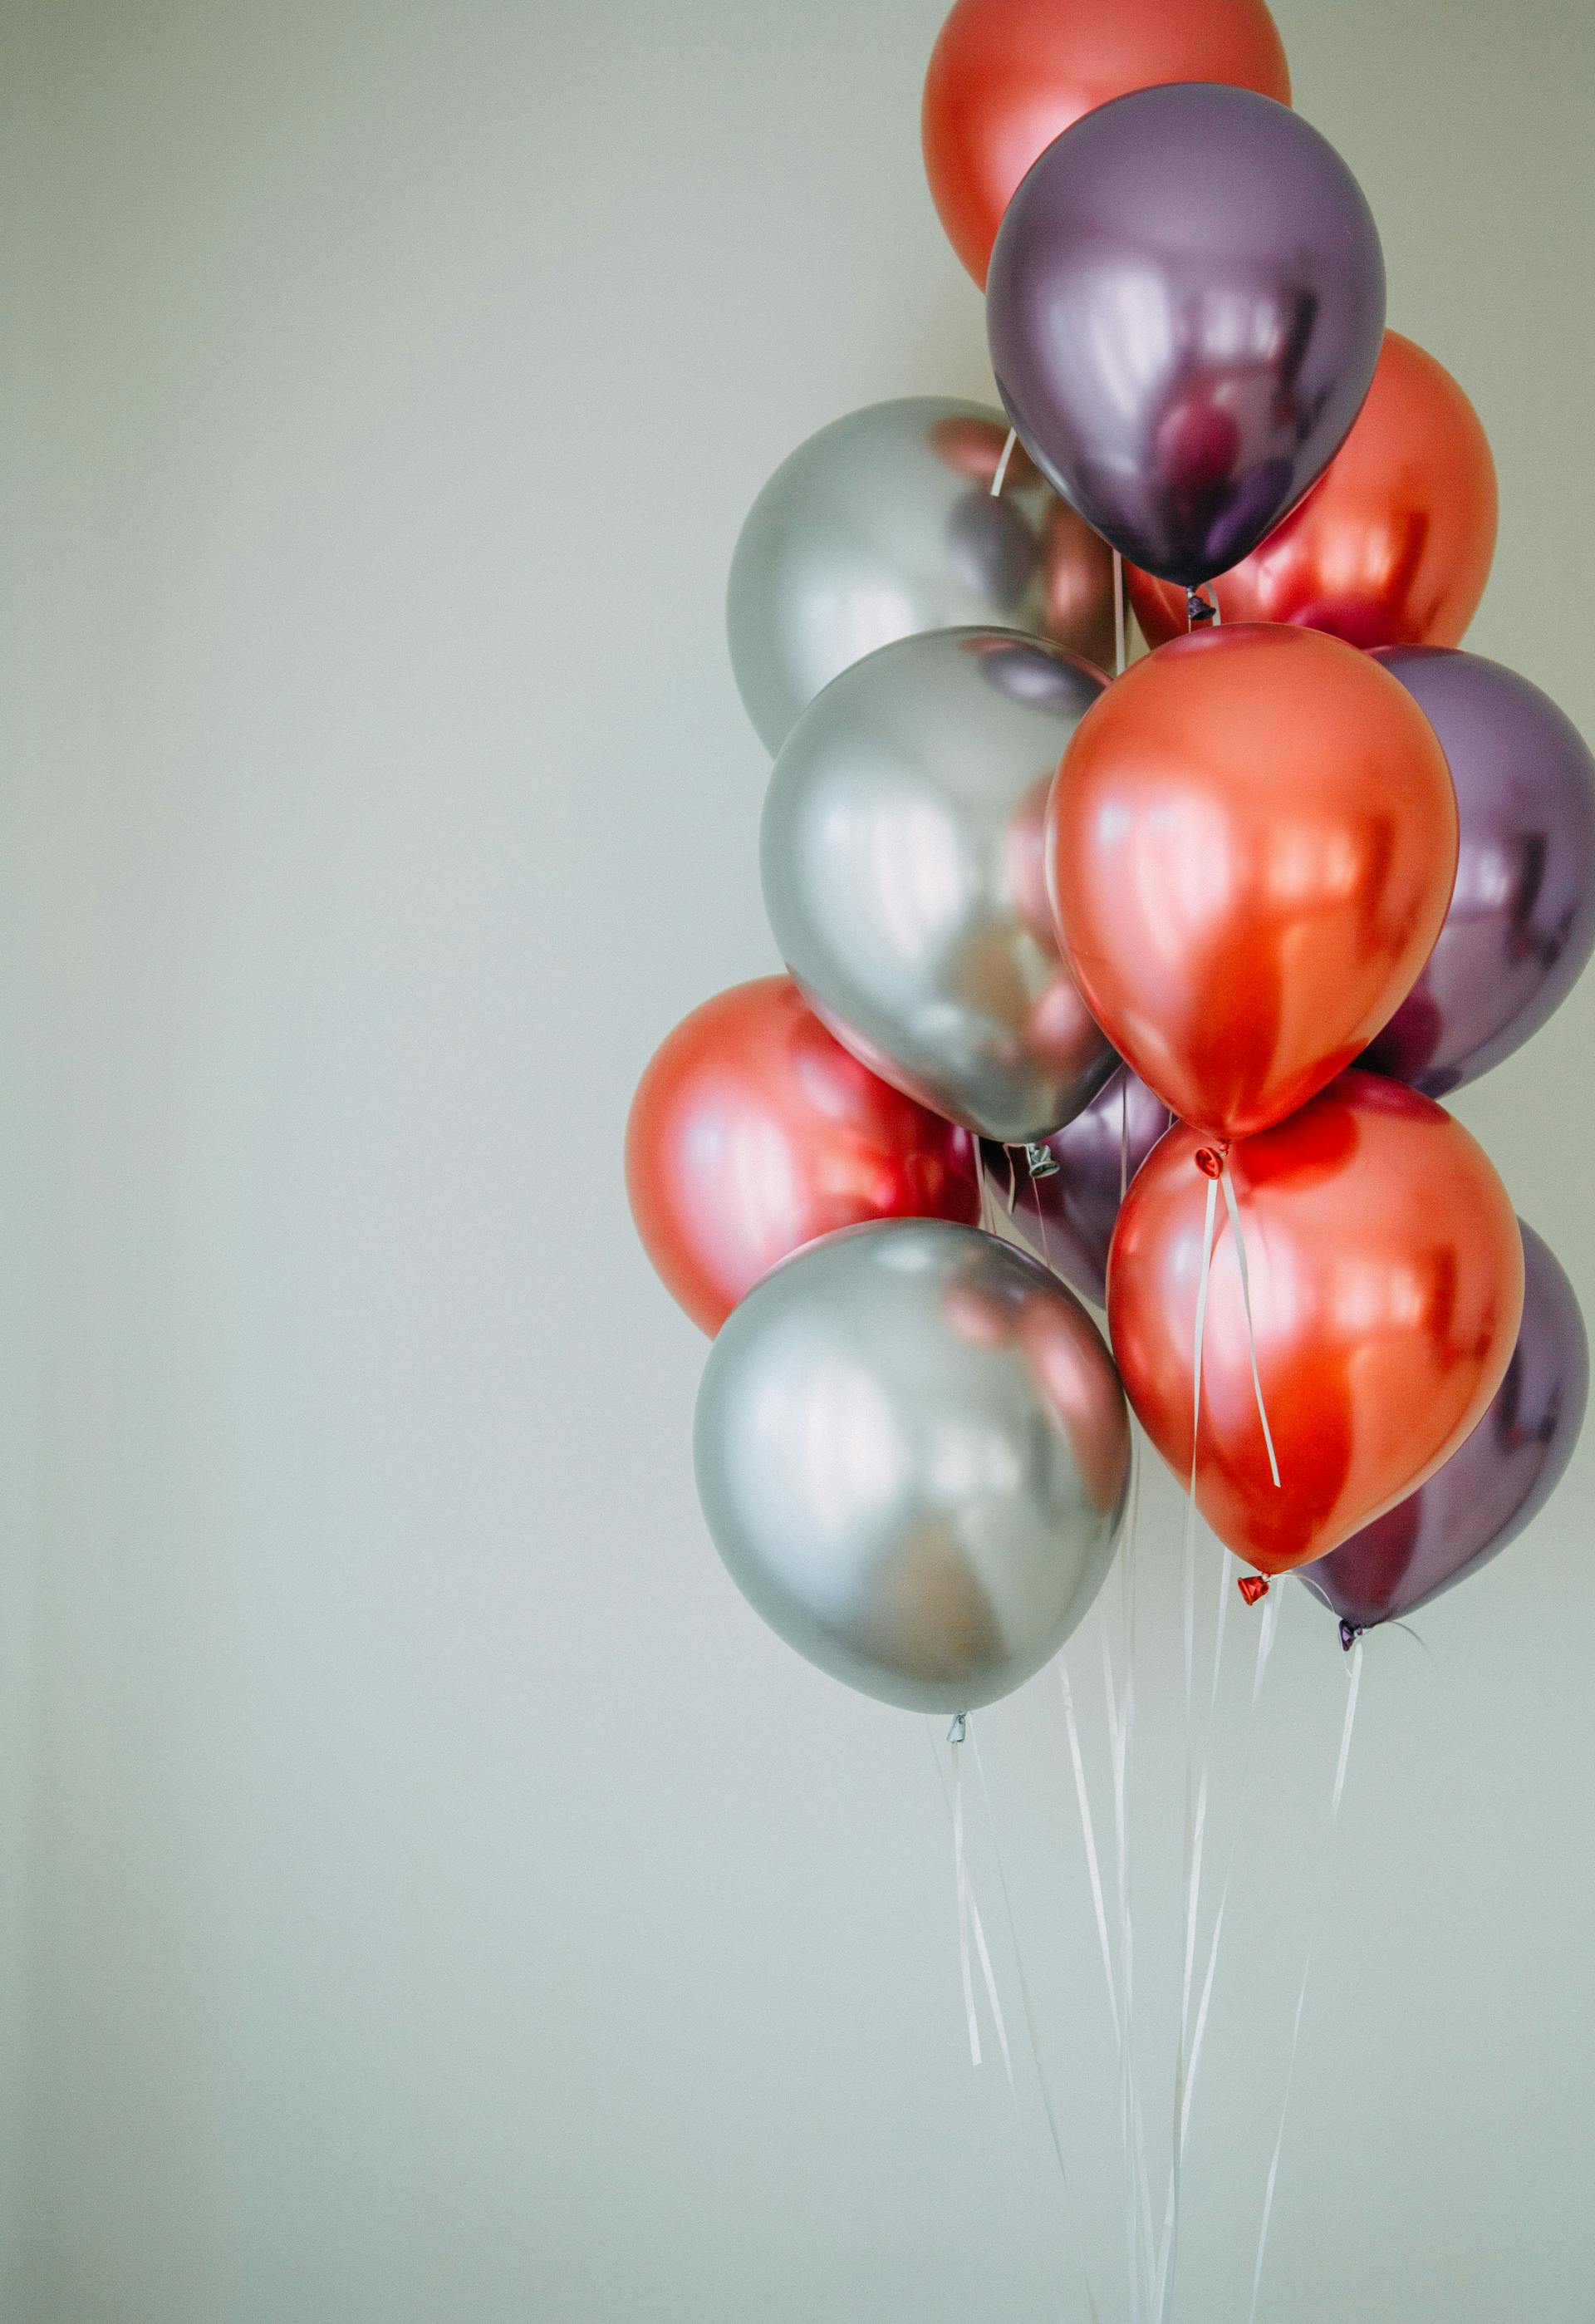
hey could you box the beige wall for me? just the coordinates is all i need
[3,2,1593,2317]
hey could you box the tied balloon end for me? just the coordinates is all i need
[1194,1144,1228,1180]
[1023,1140,1059,1181]
[947,1712,969,1746]
[1338,1619,1362,1655]
[1185,586,1219,629]
[1238,1574,1271,1608]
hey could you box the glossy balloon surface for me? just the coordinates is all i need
[922,0,1290,287]
[695,1220,1128,1711]
[1128,332,1497,650]
[986,84,1384,584]
[626,976,979,1334]
[727,398,1115,753]
[1361,648,1595,1097]
[1107,1074,1524,1574]
[1308,1221,1586,1631]
[763,627,1116,1144]
[1048,625,1458,1138]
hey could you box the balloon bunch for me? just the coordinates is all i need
[628,0,1591,1717]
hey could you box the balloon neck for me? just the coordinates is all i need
[1194,1142,1229,1180]
[1337,1619,1362,1653]
[947,1712,969,1745]
[1023,1140,1060,1180]
[1237,1573,1271,1607]
[1185,585,1219,628]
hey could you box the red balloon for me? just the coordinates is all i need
[922,0,1291,287]
[1107,1074,1524,1574]
[1128,332,1498,651]
[626,977,979,1334]
[1048,625,1458,1140]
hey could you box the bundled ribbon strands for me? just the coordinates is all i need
[625,0,1591,2310]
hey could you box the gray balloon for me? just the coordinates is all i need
[761,626,1116,1144]
[694,1219,1129,1714]
[727,396,1116,752]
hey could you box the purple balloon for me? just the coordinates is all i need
[985,85,1386,588]
[982,1065,1170,1305]
[1307,1222,1588,1639]
[1361,650,1595,1097]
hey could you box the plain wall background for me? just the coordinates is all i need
[5,2,1594,2317]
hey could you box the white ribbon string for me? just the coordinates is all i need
[1180,1586,1283,2159]
[1032,1170,1055,1273]
[974,1141,990,1235]
[1247,1639,1364,2324]
[1109,1432,1157,2317]
[969,1734,1106,2324]
[1156,1172,1220,2324]
[1061,1665,1121,2043]
[1220,1158,1281,1489]
[990,426,1018,499]
[1112,546,1126,678]
[950,1741,982,2067]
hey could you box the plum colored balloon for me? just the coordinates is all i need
[1048,625,1457,1139]
[726,398,1115,752]
[1128,332,1497,651]
[762,628,1116,1145]
[1307,1221,1587,1635]
[922,0,1290,287]
[626,976,979,1334]
[986,85,1385,585]
[694,1219,1129,1712]
[1107,1074,1524,1575]
[984,1066,1170,1305]
[1360,649,1595,1097]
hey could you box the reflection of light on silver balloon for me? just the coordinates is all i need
[796,578,920,700]
[695,1220,1128,1712]
[729,398,1115,751]
[763,628,1114,1143]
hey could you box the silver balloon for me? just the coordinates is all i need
[761,626,1116,1144]
[694,1219,1129,1714]
[727,396,1116,752]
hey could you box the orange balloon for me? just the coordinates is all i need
[626,977,979,1334]
[1107,1074,1524,1573]
[1048,625,1458,1140]
[1127,332,1498,651]
[922,0,1291,287]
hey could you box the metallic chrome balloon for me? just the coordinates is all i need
[1361,650,1595,1097]
[986,85,1386,587]
[1307,1221,1587,1636]
[694,1219,1129,1712]
[762,627,1116,1145]
[727,396,1115,751]
[984,1064,1171,1306]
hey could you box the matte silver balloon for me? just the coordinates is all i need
[727,396,1116,752]
[694,1220,1129,1712]
[761,626,1116,1144]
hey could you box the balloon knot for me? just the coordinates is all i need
[1194,1144,1227,1179]
[1238,1574,1271,1607]
[1023,1141,1060,1180]
[1185,586,1219,627]
[1338,1619,1362,1653]
[947,1712,969,1745]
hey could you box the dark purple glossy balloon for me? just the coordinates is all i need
[982,1065,1170,1305]
[1362,650,1595,1097]
[1307,1221,1588,1636]
[985,84,1386,587]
